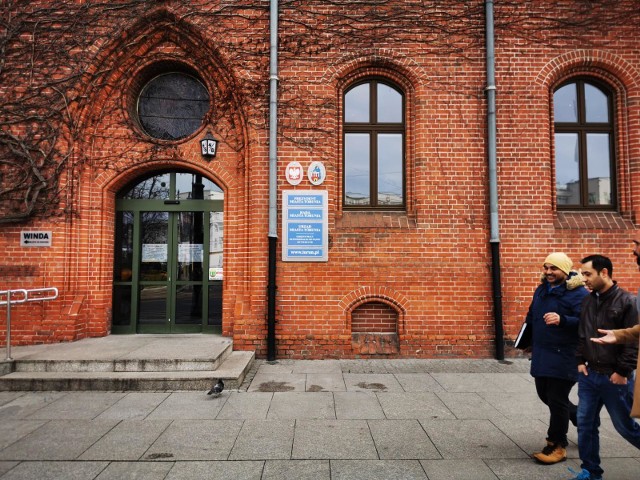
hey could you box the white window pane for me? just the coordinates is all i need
[345,133,370,205]
[554,83,578,123]
[345,84,369,123]
[585,83,609,123]
[555,133,580,205]
[377,134,403,205]
[587,133,611,205]
[377,84,402,123]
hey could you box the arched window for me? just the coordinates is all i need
[343,79,405,209]
[554,78,615,209]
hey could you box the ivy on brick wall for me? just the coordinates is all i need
[0,0,637,223]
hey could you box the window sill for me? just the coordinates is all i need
[336,211,416,229]
[554,211,635,230]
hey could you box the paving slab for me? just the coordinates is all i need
[0,392,68,419]
[165,460,264,480]
[267,392,335,419]
[334,391,385,419]
[430,373,510,393]
[262,460,330,479]
[292,420,378,459]
[330,459,428,479]
[0,392,23,406]
[0,420,47,451]
[145,392,225,420]
[484,458,583,480]
[0,460,108,480]
[25,391,125,420]
[305,373,346,392]
[216,392,273,419]
[368,419,441,459]
[292,360,342,374]
[78,419,171,461]
[480,373,535,393]
[377,392,455,420]
[394,373,445,392]
[343,373,404,392]
[94,392,171,420]
[229,419,295,460]
[419,419,528,460]
[0,420,118,461]
[489,416,576,460]
[420,458,499,480]
[0,462,18,477]
[248,373,306,392]
[143,419,242,461]
[95,461,174,479]
[0,358,637,479]
[478,391,549,418]
[435,392,505,420]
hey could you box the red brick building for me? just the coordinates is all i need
[1,1,639,359]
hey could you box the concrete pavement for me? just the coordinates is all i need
[0,358,639,479]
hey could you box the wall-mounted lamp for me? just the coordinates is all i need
[200,131,218,158]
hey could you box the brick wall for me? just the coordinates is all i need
[1,1,639,359]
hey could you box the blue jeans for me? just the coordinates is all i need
[577,369,640,477]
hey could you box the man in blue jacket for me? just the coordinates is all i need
[526,252,589,464]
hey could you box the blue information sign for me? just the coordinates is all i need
[282,190,328,261]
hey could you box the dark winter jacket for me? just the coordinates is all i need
[576,283,639,378]
[527,271,589,381]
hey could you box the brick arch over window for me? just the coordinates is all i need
[537,50,640,223]
[536,50,639,90]
[335,60,417,216]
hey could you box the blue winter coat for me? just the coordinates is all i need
[526,271,589,381]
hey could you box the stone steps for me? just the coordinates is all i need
[0,343,255,391]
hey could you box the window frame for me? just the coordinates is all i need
[343,78,406,210]
[554,77,617,210]
[134,67,211,142]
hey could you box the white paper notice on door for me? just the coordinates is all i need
[178,243,203,263]
[142,244,167,263]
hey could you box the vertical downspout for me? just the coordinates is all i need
[485,0,504,360]
[267,0,279,361]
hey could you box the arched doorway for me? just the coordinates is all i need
[111,170,224,333]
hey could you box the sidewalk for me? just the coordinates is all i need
[0,358,639,479]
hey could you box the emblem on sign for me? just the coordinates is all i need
[307,161,326,186]
[285,161,303,185]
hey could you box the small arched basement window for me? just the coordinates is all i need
[350,301,399,355]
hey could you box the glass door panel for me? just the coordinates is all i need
[174,211,204,330]
[112,211,134,330]
[139,211,169,331]
[114,170,224,335]
[139,285,168,326]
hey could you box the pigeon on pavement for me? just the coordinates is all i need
[207,379,224,397]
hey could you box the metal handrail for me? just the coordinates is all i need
[1,287,59,361]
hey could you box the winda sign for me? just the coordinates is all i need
[20,230,52,247]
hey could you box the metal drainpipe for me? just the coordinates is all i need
[267,0,279,361]
[485,0,504,360]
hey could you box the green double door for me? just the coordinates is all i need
[112,172,223,334]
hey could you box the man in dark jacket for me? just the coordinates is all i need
[526,252,588,464]
[570,254,640,480]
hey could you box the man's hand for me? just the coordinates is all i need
[590,329,617,344]
[543,312,561,326]
[578,364,588,375]
[610,372,628,385]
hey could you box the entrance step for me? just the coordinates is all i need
[0,351,255,391]
[0,335,255,391]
